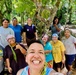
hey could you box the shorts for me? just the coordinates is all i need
[26,37,36,46]
[53,62,62,68]
[65,54,75,65]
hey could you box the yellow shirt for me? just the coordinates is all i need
[51,40,65,63]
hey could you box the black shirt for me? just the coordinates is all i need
[22,24,36,39]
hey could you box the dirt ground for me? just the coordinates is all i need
[71,68,76,75]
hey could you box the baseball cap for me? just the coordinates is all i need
[52,33,58,38]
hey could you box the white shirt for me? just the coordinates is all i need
[62,35,76,55]
[0,26,14,48]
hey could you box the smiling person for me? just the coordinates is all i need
[17,40,65,75]
[51,33,65,72]
[0,18,14,48]
[49,17,61,40]
[22,18,38,46]
[9,17,23,43]
[4,34,27,75]
[41,33,53,68]
[62,28,76,75]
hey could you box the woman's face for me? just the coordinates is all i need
[42,35,48,43]
[55,18,58,24]
[27,18,32,25]
[26,43,45,70]
[64,30,70,37]
[2,20,9,28]
[12,19,18,26]
[52,36,58,43]
[7,37,15,45]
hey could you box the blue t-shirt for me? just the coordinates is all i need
[9,24,22,43]
[21,66,53,75]
[49,23,61,35]
[43,42,53,62]
[22,24,36,39]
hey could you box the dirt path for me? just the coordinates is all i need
[71,69,76,75]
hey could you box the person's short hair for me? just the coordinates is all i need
[2,18,9,23]
[28,40,43,47]
[64,28,72,33]
[12,17,17,21]
[27,18,32,20]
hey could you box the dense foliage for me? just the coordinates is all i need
[0,0,76,35]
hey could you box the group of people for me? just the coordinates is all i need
[0,16,76,75]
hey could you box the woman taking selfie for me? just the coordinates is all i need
[17,40,65,75]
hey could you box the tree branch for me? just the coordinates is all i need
[56,0,61,8]
[34,0,61,26]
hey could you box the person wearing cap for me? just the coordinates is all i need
[62,28,76,75]
[4,34,27,75]
[50,33,65,72]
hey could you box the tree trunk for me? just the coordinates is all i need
[68,0,72,24]
[0,12,3,26]
[21,12,25,26]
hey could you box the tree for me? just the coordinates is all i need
[0,0,12,25]
[12,0,36,25]
[57,0,76,25]
[32,0,61,35]
[12,0,62,36]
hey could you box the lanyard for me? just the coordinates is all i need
[9,45,17,62]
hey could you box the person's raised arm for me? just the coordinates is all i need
[22,32,26,43]
[15,44,27,55]
[54,24,61,32]
[35,32,38,40]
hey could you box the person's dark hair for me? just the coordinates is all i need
[42,33,50,42]
[28,40,43,47]
[53,16,59,24]
[12,17,17,21]
[64,28,72,34]
[2,18,9,23]
[27,17,32,20]
[42,32,46,38]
